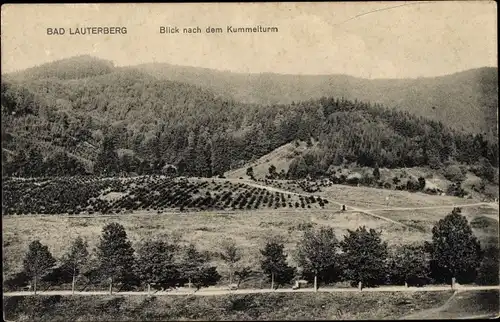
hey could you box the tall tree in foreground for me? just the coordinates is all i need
[22,240,56,295]
[260,238,295,289]
[219,238,242,285]
[61,236,89,295]
[134,239,179,295]
[426,207,482,284]
[296,227,339,291]
[96,223,136,294]
[181,244,221,290]
[340,226,388,287]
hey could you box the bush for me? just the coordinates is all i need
[443,164,466,183]
[447,183,467,197]
[4,271,31,291]
[406,178,420,192]
[476,245,499,285]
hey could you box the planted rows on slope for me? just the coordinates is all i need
[2,176,329,215]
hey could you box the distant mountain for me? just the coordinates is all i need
[5,56,497,138]
[134,63,498,139]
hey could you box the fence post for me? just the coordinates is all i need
[451,277,456,290]
[358,281,362,291]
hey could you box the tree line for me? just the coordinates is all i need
[7,208,497,294]
[2,73,498,182]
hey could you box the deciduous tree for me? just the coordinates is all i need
[387,243,430,286]
[180,244,221,290]
[296,227,339,290]
[340,226,388,287]
[61,236,89,295]
[260,238,295,289]
[426,207,482,284]
[219,238,242,285]
[134,239,179,295]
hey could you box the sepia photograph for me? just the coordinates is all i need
[1,2,498,320]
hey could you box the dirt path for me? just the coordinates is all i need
[4,285,499,297]
[401,290,460,319]
[401,288,500,320]
[5,178,495,228]
[237,179,412,228]
[235,179,500,228]
[367,202,498,212]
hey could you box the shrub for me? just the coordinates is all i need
[443,164,466,183]
[476,245,499,285]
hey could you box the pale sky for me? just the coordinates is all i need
[1,2,497,79]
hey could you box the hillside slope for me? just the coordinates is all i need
[225,139,317,180]
[135,63,498,139]
[1,56,498,181]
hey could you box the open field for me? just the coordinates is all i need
[4,202,497,282]
[371,206,499,247]
[256,178,492,209]
[2,209,386,281]
[316,184,484,209]
[3,291,454,321]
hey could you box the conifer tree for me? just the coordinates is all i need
[23,240,56,295]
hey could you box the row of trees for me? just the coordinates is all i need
[18,223,221,295]
[13,208,496,295]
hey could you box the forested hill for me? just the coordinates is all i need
[1,56,498,181]
[7,55,115,81]
[135,63,498,140]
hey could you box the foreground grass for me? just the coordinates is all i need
[3,291,453,321]
[402,290,499,319]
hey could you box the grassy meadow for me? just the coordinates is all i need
[316,183,480,209]
[3,199,497,284]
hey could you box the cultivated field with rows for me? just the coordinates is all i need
[2,176,330,216]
